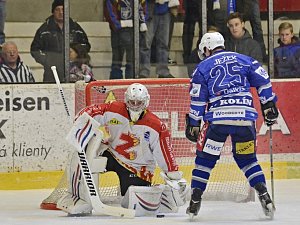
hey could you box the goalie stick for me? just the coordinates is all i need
[51,66,72,121]
[51,66,135,218]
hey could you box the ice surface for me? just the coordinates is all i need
[1,179,299,225]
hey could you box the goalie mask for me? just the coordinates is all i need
[125,83,150,122]
[198,32,225,60]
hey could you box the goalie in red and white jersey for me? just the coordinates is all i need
[57,83,188,216]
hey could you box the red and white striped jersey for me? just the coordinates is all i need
[78,101,179,182]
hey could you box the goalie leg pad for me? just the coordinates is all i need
[61,122,107,215]
[121,185,164,217]
[58,151,93,215]
[57,192,92,215]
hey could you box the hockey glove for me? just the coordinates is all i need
[160,171,189,207]
[185,114,201,143]
[261,101,279,126]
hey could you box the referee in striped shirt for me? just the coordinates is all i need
[0,41,35,83]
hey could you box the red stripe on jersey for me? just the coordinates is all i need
[135,110,162,132]
[159,124,179,172]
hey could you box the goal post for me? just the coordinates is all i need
[40,79,254,210]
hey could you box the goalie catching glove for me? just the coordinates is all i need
[185,114,201,143]
[261,101,278,126]
[160,171,189,207]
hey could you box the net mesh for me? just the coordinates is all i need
[40,79,254,210]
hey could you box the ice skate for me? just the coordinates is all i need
[186,188,203,220]
[258,192,275,219]
[255,183,275,219]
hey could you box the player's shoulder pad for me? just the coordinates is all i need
[141,110,168,132]
[107,101,128,118]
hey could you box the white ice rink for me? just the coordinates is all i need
[1,179,299,225]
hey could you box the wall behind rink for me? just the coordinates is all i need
[0,84,75,173]
[0,80,300,190]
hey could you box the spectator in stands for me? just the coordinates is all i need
[0,41,35,83]
[151,7,178,66]
[104,0,147,79]
[182,0,201,65]
[236,0,267,63]
[139,0,179,78]
[274,22,300,78]
[186,26,219,77]
[181,0,228,68]
[210,0,228,36]
[0,0,6,46]
[68,43,94,83]
[167,10,177,65]
[30,0,91,83]
[212,0,267,63]
[151,0,182,66]
[225,12,263,64]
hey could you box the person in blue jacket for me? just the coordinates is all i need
[274,22,300,78]
[104,0,147,79]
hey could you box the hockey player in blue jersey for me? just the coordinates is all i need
[185,32,278,219]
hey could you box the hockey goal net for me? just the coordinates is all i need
[40,79,254,210]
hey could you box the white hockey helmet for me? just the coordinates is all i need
[198,32,225,59]
[125,83,150,122]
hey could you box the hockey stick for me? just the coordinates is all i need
[269,125,275,209]
[51,66,72,122]
[51,66,135,218]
